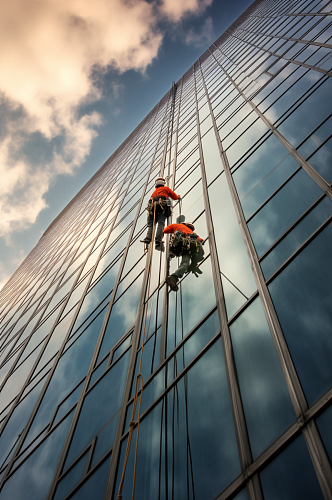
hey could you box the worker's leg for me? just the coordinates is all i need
[166,253,191,291]
[142,210,154,244]
[172,253,191,280]
[155,212,166,243]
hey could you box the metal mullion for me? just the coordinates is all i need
[0,219,98,400]
[0,135,142,488]
[42,128,156,498]
[209,46,332,500]
[197,60,263,500]
[128,305,218,411]
[44,97,166,500]
[160,79,183,366]
[232,30,332,79]
[240,26,332,48]
[211,46,332,200]
[103,92,173,500]
[124,332,222,443]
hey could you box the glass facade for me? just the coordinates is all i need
[1,0,332,498]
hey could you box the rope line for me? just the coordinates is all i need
[117,203,157,500]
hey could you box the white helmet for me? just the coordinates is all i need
[155,177,166,187]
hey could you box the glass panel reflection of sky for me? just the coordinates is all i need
[0,378,44,472]
[248,169,322,256]
[23,310,104,448]
[260,435,324,500]
[65,349,130,469]
[98,272,143,362]
[269,223,332,405]
[117,340,240,500]
[261,196,332,279]
[0,409,73,500]
[167,257,216,356]
[209,173,257,318]
[64,456,110,500]
[230,298,295,459]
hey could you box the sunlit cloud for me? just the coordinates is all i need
[0,0,211,241]
[185,16,215,47]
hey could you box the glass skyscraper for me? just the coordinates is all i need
[1,0,332,498]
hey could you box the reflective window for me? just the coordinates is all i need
[316,404,332,464]
[260,435,324,500]
[308,136,332,184]
[261,196,332,278]
[230,298,295,459]
[98,272,143,362]
[269,223,332,405]
[64,349,130,469]
[54,450,89,500]
[68,458,110,500]
[248,168,322,256]
[277,76,332,148]
[0,410,73,500]
[201,128,224,185]
[24,310,105,447]
[117,339,241,500]
[167,257,216,356]
[209,174,257,318]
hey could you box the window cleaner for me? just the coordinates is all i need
[164,215,205,291]
[141,177,180,251]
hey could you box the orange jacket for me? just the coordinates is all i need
[163,223,203,242]
[151,186,179,200]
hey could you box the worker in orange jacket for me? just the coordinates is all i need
[141,177,180,250]
[164,216,204,291]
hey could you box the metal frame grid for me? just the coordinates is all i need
[1,1,332,499]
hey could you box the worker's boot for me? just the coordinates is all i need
[141,237,151,245]
[166,275,178,292]
[155,239,164,252]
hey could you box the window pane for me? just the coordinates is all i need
[98,273,143,361]
[260,435,324,500]
[261,196,332,279]
[308,136,332,184]
[269,223,332,405]
[230,298,295,459]
[0,410,73,500]
[69,458,110,500]
[167,257,216,356]
[316,404,332,464]
[65,349,130,468]
[201,128,224,185]
[209,174,257,318]
[117,339,241,500]
[24,310,105,447]
[54,450,89,500]
[277,77,332,148]
[248,169,322,256]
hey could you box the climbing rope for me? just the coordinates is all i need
[117,203,157,500]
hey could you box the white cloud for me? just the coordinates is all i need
[0,0,211,243]
[185,16,214,48]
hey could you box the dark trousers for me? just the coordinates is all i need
[172,252,191,281]
[146,210,166,242]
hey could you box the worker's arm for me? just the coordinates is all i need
[165,187,180,200]
[197,236,203,242]
[163,224,176,234]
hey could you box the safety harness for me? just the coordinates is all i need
[147,196,172,219]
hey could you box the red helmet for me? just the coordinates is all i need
[155,177,166,187]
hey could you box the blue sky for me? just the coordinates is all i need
[0,0,254,289]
